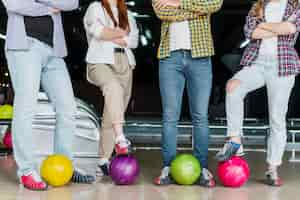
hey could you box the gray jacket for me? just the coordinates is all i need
[2,0,78,57]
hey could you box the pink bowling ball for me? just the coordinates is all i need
[217,156,250,187]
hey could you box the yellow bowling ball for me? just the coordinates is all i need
[0,104,13,119]
[40,154,74,187]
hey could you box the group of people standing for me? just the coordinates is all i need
[2,0,300,191]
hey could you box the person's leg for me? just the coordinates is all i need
[99,118,115,160]
[96,55,133,177]
[185,54,214,187]
[154,51,185,185]
[40,57,76,159]
[88,63,129,157]
[216,64,266,161]
[99,52,132,148]
[97,110,114,176]
[5,38,48,190]
[112,53,133,155]
[159,51,185,167]
[265,69,295,186]
[185,55,212,169]
[41,55,95,184]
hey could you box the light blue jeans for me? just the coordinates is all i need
[5,38,76,177]
[159,50,212,168]
[226,56,295,166]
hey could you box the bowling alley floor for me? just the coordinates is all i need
[0,150,300,200]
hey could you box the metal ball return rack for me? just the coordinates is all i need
[1,93,300,163]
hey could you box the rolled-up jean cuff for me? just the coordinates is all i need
[226,130,243,137]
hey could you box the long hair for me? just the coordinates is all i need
[251,0,299,17]
[101,0,130,31]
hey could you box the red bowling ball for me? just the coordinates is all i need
[217,156,250,187]
[3,131,12,149]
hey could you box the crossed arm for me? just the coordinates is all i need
[84,3,138,48]
[252,22,296,39]
[152,5,201,22]
[152,0,223,22]
[1,0,78,17]
[180,0,223,14]
[36,0,78,11]
[247,5,299,40]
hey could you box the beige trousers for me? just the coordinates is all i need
[87,53,133,158]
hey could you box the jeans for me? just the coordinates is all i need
[159,50,212,168]
[226,56,295,166]
[5,38,76,177]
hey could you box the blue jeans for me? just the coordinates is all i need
[5,38,76,177]
[159,50,212,168]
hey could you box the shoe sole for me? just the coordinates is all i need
[22,184,48,191]
[153,177,174,186]
[265,178,283,187]
[116,151,129,156]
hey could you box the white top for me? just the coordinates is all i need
[169,21,191,51]
[84,2,139,65]
[259,1,286,57]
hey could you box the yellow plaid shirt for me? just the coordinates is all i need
[153,0,223,59]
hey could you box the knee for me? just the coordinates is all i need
[162,110,180,124]
[191,112,208,125]
[226,79,245,102]
[55,99,76,118]
[55,106,76,119]
[226,79,241,94]
[269,111,287,131]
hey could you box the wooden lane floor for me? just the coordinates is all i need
[0,151,300,200]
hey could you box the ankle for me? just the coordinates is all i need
[268,165,278,172]
[115,134,126,143]
[99,158,109,166]
[162,166,170,172]
[229,137,242,144]
[161,166,170,177]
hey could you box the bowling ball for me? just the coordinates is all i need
[110,155,140,185]
[3,131,12,149]
[0,105,13,119]
[40,154,74,187]
[217,156,250,187]
[170,154,201,185]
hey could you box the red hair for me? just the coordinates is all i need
[101,0,130,31]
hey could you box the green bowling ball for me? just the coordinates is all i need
[0,105,13,119]
[170,154,201,185]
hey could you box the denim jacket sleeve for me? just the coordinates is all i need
[37,0,78,11]
[2,0,51,16]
